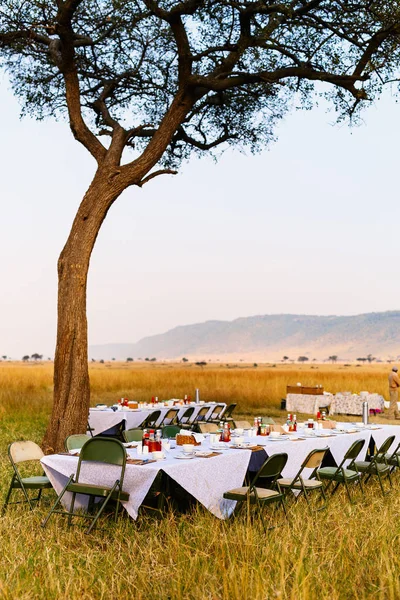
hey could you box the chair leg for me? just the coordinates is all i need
[2,480,15,515]
[41,475,73,528]
[343,479,353,503]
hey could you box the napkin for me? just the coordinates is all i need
[179,430,205,444]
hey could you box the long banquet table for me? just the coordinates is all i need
[41,423,400,521]
[88,402,225,435]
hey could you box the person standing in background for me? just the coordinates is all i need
[388,366,400,420]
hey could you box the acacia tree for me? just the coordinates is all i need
[1,1,400,452]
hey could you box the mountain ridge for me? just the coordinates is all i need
[89,311,400,361]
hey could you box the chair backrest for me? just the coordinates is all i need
[162,425,180,438]
[208,404,225,420]
[233,420,252,429]
[65,434,91,452]
[197,423,219,434]
[341,439,366,465]
[162,408,179,424]
[9,441,44,464]
[193,407,209,421]
[223,403,237,419]
[142,410,161,428]
[252,453,288,488]
[178,406,195,423]
[76,438,126,483]
[302,447,328,469]
[376,435,395,457]
[123,428,143,443]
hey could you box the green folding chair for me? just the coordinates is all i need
[354,435,395,496]
[277,447,328,512]
[162,425,180,438]
[380,440,400,473]
[64,434,91,452]
[223,452,288,532]
[2,441,52,514]
[123,428,143,442]
[318,439,365,502]
[42,437,129,534]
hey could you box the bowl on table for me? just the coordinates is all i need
[270,432,281,439]
[234,428,244,435]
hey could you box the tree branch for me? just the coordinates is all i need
[138,169,178,186]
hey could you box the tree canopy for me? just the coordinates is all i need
[2,1,400,175]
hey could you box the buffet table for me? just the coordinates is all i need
[88,402,225,435]
[286,394,331,414]
[286,392,385,416]
[329,393,385,416]
[41,423,400,521]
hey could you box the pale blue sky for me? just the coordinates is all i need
[0,78,398,358]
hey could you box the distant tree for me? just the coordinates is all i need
[282,356,289,362]
[195,361,207,367]
[253,363,258,368]
[366,354,376,363]
[356,357,367,363]
[150,358,157,362]
[328,355,338,364]
[111,357,116,361]
[126,357,134,362]
[2,355,7,360]
[298,356,309,363]
[22,355,30,362]
[31,353,43,361]
[145,358,150,362]
[182,358,189,363]
[91,358,96,362]
[99,359,105,364]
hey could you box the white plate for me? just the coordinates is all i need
[174,454,195,460]
[210,444,230,451]
[230,443,257,449]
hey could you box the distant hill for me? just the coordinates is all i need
[89,311,400,362]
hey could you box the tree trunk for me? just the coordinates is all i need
[42,167,124,453]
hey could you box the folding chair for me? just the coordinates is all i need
[207,404,226,423]
[354,435,395,496]
[177,406,195,429]
[64,434,91,452]
[277,447,328,512]
[162,425,180,438]
[123,428,143,443]
[41,437,129,534]
[223,453,288,532]
[318,439,365,502]
[380,440,400,473]
[2,441,52,514]
[158,408,179,427]
[140,410,161,429]
[221,403,237,427]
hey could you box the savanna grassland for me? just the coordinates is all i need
[1,360,400,600]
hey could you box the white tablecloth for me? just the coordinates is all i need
[88,402,225,435]
[286,393,385,416]
[41,441,250,521]
[286,394,331,414]
[42,424,400,521]
[330,393,385,416]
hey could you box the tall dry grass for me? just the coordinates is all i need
[0,361,399,599]
[0,360,391,418]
